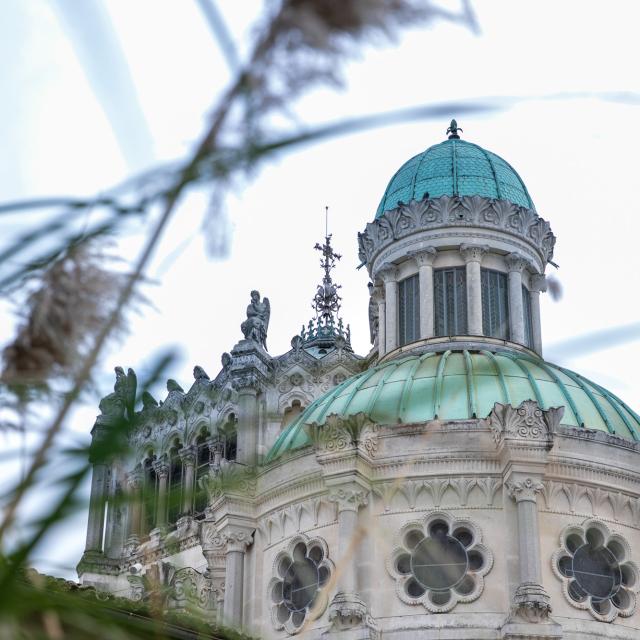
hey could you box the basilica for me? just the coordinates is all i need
[78,122,640,640]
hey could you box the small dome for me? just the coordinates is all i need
[266,349,640,462]
[376,139,534,218]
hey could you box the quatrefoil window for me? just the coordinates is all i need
[268,536,333,634]
[387,512,493,613]
[552,519,639,622]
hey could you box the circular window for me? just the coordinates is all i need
[553,520,640,622]
[388,512,493,613]
[269,537,333,634]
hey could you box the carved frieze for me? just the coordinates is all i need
[358,195,555,272]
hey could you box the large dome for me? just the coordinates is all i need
[266,349,640,461]
[376,138,535,218]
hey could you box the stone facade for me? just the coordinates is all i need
[79,125,640,639]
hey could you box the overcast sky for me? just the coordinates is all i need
[2,0,640,579]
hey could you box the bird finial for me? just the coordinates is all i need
[447,119,462,139]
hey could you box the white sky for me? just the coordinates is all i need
[1,0,640,579]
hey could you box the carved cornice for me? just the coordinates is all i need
[357,195,555,271]
[507,477,544,503]
[460,243,489,263]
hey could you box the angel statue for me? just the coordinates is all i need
[241,290,270,350]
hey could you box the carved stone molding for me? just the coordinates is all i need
[407,246,437,267]
[507,478,545,503]
[530,273,547,293]
[511,582,553,622]
[327,487,369,513]
[357,195,555,271]
[306,412,379,459]
[202,524,254,555]
[375,264,397,284]
[178,446,196,467]
[327,592,380,640]
[460,243,489,263]
[486,400,562,449]
[506,252,530,273]
[152,457,169,478]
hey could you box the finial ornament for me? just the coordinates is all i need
[447,119,462,139]
[299,210,351,353]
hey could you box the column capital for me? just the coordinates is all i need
[460,243,489,263]
[327,486,369,513]
[370,284,385,304]
[126,465,144,490]
[204,525,254,554]
[530,273,547,293]
[506,477,544,503]
[506,252,529,273]
[178,446,197,466]
[408,246,437,267]
[152,457,170,479]
[376,264,397,284]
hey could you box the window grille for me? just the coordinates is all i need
[522,285,534,348]
[398,274,420,346]
[481,269,509,340]
[434,268,467,336]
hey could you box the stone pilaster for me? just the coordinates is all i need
[326,485,378,640]
[409,247,437,340]
[229,340,271,466]
[202,522,254,629]
[378,266,398,353]
[85,461,109,553]
[373,285,386,356]
[460,244,488,335]
[153,458,169,530]
[179,446,196,516]
[124,466,143,550]
[507,252,529,345]
[530,273,547,356]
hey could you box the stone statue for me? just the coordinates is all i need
[141,391,158,410]
[241,290,270,350]
[167,379,184,393]
[193,365,210,381]
[98,366,137,421]
[367,282,379,345]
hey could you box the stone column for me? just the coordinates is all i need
[507,253,528,345]
[374,286,386,357]
[530,274,547,356]
[153,458,169,530]
[460,244,488,335]
[411,247,437,340]
[379,266,398,353]
[125,466,143,546]
[85,462,109,552]
[506,477,552,618]
[220,529,254,628]
[179,447,196,515]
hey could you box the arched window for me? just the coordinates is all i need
[398,274,420,346]
[167,440,183,526]
[481,269,509,340]
[193,433,210,517]
[142,454,157,535]
[221,413,237,462]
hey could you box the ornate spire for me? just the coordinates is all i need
[300,210,351,353]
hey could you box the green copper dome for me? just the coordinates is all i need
[266,350,640,462]
[376,139,535,218]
